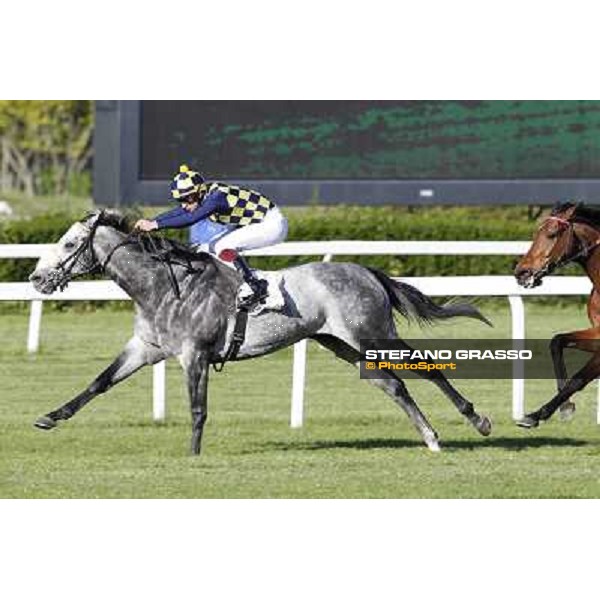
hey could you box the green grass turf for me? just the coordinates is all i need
[1,301,600,498]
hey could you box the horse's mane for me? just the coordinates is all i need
[86,209,212,265]
[95,210,131,233]
[552,201,600,229]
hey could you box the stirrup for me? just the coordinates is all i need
[238,279,268,309]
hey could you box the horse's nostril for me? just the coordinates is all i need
[29,273,41,283]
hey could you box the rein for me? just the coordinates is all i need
[55,213,247,371]
[54,217,200,299]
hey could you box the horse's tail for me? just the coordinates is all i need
[367,268,492,327]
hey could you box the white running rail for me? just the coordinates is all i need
[1,242,596,424]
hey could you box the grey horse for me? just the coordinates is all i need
[28,210,492,455]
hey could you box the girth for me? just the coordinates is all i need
[212,306,249,372]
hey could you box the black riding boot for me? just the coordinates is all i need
[233,256,268,308]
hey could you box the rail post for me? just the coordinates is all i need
[290,339,308,428]
[288,252,335,428]
[508,295,526,420]
[152,360,166,422]
[27,300,43,353]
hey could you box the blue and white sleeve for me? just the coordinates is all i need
[155,192,228,229]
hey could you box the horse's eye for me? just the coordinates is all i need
[64,241,76,250]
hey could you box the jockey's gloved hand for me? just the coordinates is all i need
[134,219,158,232]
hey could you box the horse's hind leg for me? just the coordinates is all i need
[34,336,164,429]
[369,372,441,451]
[386,340,492,436]
[312,334,440,451]
[413,366,492,436]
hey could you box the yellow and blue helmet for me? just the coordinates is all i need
[170,164,204,201]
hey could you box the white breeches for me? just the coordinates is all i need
[212,207,288,255]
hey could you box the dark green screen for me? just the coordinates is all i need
[140,101,600,180]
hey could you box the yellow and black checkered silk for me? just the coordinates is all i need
[202,182,275,227]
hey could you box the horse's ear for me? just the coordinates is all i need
[81,210,102,230]
[562,203,579,219]
[551,201,577,218]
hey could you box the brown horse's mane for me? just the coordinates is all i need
[552,202,600,230]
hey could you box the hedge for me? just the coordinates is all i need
[0,205,576,283]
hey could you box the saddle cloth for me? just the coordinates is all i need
[191,244,286,313]
[238,270,286,313]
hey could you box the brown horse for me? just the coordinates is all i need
[514,202,600,428]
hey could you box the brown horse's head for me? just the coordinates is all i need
[514,203,579,288]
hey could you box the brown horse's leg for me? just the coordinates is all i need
[550,333,570,392]
[549,327,600,419]
[518,352,600,428]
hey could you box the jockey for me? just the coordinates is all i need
[135,165,288,308]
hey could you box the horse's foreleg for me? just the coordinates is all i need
[182,349,210,456]
[518,353,600,428]
[34,337,163,430]
[550,328,600,418]
[551,333,576,419]
[550,334,569,392]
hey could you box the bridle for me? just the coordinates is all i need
[52,216,105,290]
[52,214,201,299]
[536,215,600,277]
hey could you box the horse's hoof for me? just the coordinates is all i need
[559,401,576,421]
[34,415,57,430]
[516,416,539,429]
[425,437,441,452]
[190,433,202,456]
[476,415,492,436]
